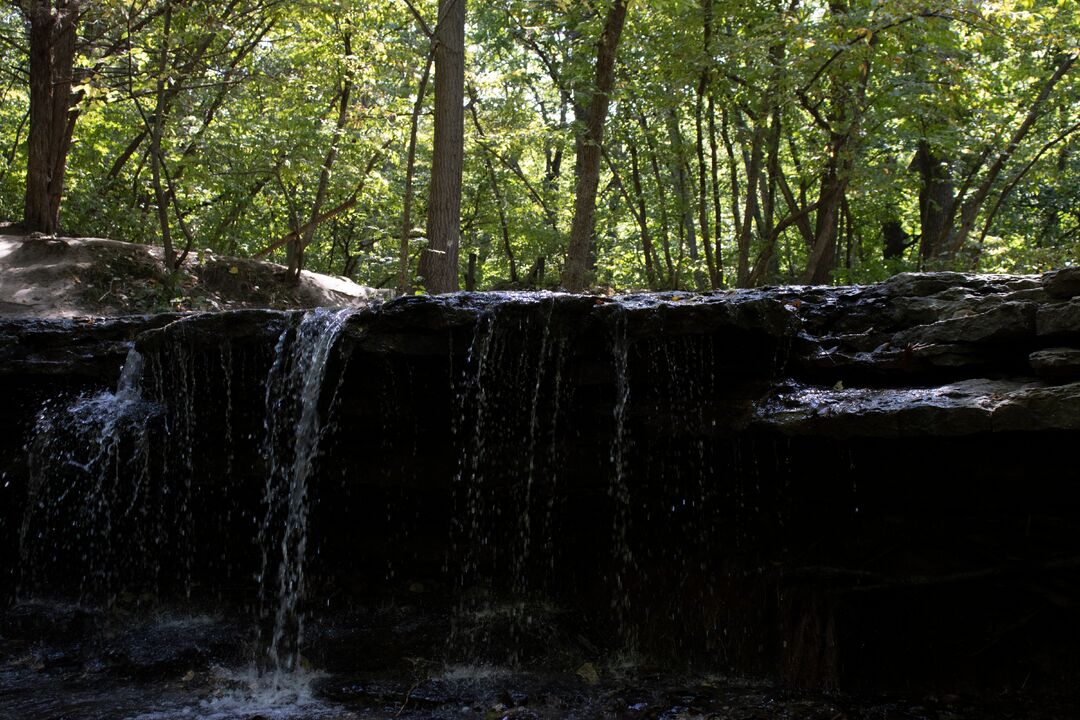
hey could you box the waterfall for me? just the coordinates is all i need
[447,297,571,664]
[257,308,354,672]
[20,348,161,601]
[609,309,637,650]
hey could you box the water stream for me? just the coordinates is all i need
[258,308,354,671]
[6,296,1070,718]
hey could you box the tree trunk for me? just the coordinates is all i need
[912,140,955,268]
[23,0,82,235]
[150,1,175,269]
[800,5,870,286]
[735,119,765,287]
[803,158,845,285]
[695,0,716,288]
[882,218,909,260]
[399,47,436,295]
[707,93,724,287]
[418,0,467,294]
[290,38,354,283]
[640,112,675,286]
[667,110,701,289]
[561,0,629,292]
[628,142,657,287]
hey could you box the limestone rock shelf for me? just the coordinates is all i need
[2,272,1079,698]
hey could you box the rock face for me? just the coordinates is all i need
[2,272,1079,699]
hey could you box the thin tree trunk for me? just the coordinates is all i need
[603,146,650,284]
[940,52,1076,262]
[256,146,386,260]
[803,159,846,284]
[487,162,516,283]
[748,106,783,286]
[695,0,716,288]
[695,85,716,289]
[561,0,629,292]
[210,168,276,253]
[290,37,354,282]
[667,109,701,289]
[640,112,674,286]
[418,0,467,294]
[629,142,657,287]
[735,119,765,287]
[150,1,175,268]
[707,93,724,287]
[720,109,742,241]
[399,46,435,295]
[468,102,518,283]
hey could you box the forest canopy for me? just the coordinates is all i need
[0,0,1078,292]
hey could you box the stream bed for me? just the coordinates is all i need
[1,600,1069,720]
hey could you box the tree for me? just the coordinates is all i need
[417,0,466,294]
[1,0,1077,289]
[21,0,82,234]
[561,0,630,292]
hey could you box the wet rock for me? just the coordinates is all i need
[1036,299,1080,337]
[0,602,98,656]
[755,378,1080,437]
[879,272,972,298]
[991,381,1080,431]
[5,272,1080,702]
[892,302,1036,346]
[1029,347,1080,382]
[100,615,246,681]
[1042,267,1080,299]
[134,308,291,354]
[0,314,176,378]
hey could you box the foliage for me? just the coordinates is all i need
[1,0,1078,290]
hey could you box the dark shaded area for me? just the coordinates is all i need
[2,273,1080,712]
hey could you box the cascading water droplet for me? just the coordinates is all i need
[20,348,160,601]
[609,309,637,651]
[257,308,354,673]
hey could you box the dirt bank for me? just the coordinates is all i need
[0,232,387,318]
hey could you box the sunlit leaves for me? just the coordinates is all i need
[0,0,1076,286]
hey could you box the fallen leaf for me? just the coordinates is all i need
[576,661,599,685]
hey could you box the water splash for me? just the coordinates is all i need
[258,308,354,672]
[20,348,161,600]
[127,666,337,720]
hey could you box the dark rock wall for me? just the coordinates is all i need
[2,273,1080,696]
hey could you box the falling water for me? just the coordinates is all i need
[447,299,572,664]
[609,309,637,650]
[258,308,354,672]
[452,311,496,589]
[20,349,161,600]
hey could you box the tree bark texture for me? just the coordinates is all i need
[419,0,466,294]
[24,0,82,235]
[561,0,629,292]
[912,141,955,268]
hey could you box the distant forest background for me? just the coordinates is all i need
[1,0,1078,292]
